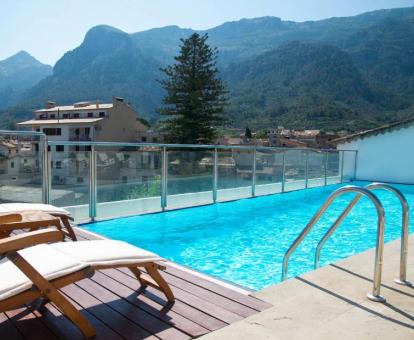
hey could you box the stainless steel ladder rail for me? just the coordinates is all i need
[315,183,411,286]
[281,185,386,302]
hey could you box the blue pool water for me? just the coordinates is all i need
[83,181,414,290]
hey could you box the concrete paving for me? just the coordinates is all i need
[202,235,414,339]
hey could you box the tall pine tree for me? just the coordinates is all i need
[159,33,227,144]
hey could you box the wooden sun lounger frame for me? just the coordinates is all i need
[0,217,175,338]
[0,212,77,241]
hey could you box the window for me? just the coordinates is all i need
[141,136,147,142]
[63,113,69,119]
[77,177,84,183]
[99,112,105,117]
[87,112,94,118]
[10,161,14,168]
[153,137,158,143]
[55,161,62,169]
[50,114,56,119]
[56,145,64,152]
[73,113,80,118]
[43,128,61,136]
[122,176,127,183]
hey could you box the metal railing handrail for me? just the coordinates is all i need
[0,129,46,137]
[45,140,357,153]
[281,185,386,302]
[314,182,411,286]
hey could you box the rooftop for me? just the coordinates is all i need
[333,116,414,144]
[17,118,104,126]
[35,103,113,113]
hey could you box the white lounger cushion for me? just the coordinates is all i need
[0,244,88,301]
[50,240,162,266]
[0,203,71,216]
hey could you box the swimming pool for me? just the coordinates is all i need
[83,181,414,290]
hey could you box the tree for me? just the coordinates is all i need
[245,126,252,139]
[158,33,228,144]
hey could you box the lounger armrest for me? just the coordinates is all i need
[0,213,22,224]
[0,228,64,255]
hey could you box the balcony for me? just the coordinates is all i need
[69,135,91,141]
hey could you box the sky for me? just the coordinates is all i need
[1,0,414,65]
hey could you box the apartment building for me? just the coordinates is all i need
[18,97,155,186]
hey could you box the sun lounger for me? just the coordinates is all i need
[0,203,77,240]
[0,228,174,338]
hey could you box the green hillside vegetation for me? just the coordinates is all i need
[2,6,414,131]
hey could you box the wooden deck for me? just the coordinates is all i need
[0,228,271,339]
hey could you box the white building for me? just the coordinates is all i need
[18,97,151,185]
[334,118,414,184]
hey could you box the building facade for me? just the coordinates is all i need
[334,118,414,184]
[18,97,152,186]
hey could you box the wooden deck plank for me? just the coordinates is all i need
[55,296,124,340]
[0,312,25,340]
[89,271,210,337]
[164,266,271,311]
[97,269,227,331]
[4,306,58,340]
[61,283,157,339]
[1,227,271,339]
[29,303,84,340]
[75,278,191,340]
[101,268,244,324]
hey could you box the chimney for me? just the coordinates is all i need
[96,101,99,109]
[46,101,56,109]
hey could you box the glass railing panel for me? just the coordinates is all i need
[50,148,90,221]
[166,148,214,209]
[0,134,42,204]
[307,150,327,188]
[326,151,341,184]
[342,150,357,182]
[217,149,253,201]
[96,146,162,219]
[255,149,284,195]
[284,149,306,191]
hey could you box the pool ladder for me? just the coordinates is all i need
[281,183,411,303]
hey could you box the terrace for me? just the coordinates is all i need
[0,130,413,339]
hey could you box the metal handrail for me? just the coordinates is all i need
[281,185,386,302]
[45,140,357,153]
[315,183,411,286]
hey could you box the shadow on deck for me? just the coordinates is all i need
[0,228,271,339]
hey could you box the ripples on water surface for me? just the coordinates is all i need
[83,181,414,290]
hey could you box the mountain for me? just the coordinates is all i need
[21,26,163,119]
[224,42,397,131]
[0,51,52,109]
[7,6,414,131]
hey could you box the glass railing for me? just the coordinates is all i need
[0,130,47,204]
[0,130,358,221]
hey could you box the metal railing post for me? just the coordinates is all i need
[41,135,50,204]
[340,151,345,183]
[324,151,328,186]
[213,148,218,202]
[281,151,286,192]
[353,151,358,181]
[305,150,309,188]
[252,148,257,197]
[161,146,168,210]
[89,145,97,221]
